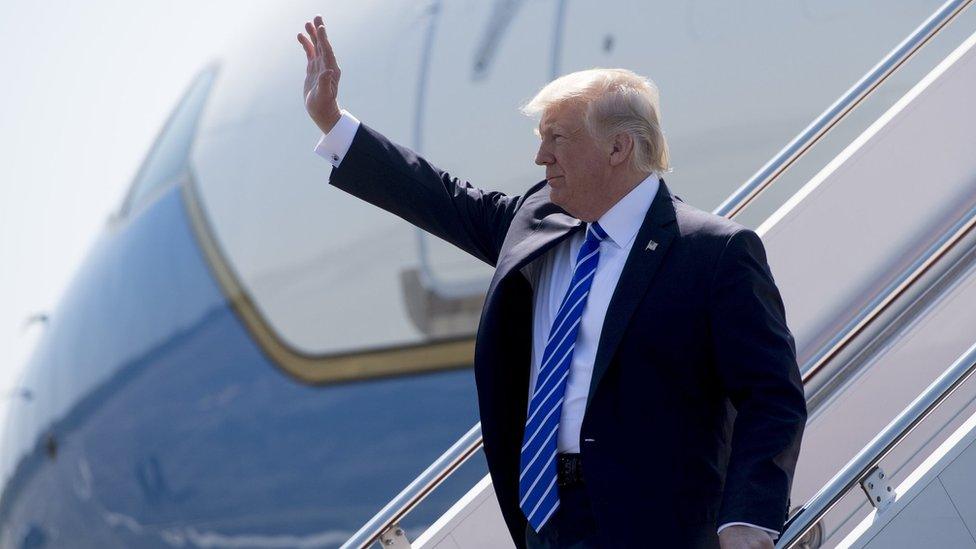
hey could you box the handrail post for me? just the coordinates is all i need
[777,340,976,548]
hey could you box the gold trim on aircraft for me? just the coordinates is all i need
[179,174,475,385]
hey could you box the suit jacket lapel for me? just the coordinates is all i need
[490,178,679,413]
[585,178,679,411]
[492,193,583,291]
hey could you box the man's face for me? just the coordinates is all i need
[534,101,610,221]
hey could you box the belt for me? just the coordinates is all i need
[557,453,584,487]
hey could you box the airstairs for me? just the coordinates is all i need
[342,1,976,547]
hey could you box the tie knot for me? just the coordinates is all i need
[586,222,608,244]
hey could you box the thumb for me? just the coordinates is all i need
[319,68,336,82]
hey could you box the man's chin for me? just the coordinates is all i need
[549,193,578,218]
[549,188,564,207]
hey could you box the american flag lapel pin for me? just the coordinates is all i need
[646,239,658,251]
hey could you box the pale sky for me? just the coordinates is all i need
[0,0,270,395]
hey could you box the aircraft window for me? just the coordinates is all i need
[119,66,217,218]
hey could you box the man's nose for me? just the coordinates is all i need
[535,146,553,166]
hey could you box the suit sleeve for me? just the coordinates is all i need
[709,228,807,532]
[321,119,523,267]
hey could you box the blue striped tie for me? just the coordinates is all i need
[519,221,608,532]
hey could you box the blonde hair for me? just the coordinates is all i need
[520,68,671,174]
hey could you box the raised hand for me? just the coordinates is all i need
[297,15,342,134]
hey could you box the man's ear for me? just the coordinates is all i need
[608,132,634,167]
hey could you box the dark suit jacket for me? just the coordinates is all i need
[327,121,808,548]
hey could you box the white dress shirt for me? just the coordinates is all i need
[314,109,779,541]
[519,172,659,454]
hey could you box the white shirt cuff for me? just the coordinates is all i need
[313,109,361,168]
[717,522,779,541]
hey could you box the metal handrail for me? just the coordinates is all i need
[787,0,976,388]
[777,340,976,548]
[340,423,483,549]
[802,201,976,390]
[342,1,974,546]
[717,0,974,219]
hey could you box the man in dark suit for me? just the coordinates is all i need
[298,15,806,549]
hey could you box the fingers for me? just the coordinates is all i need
[312,15,324,59]
[300,19,318,61]
[299,15,336,68]
[317,23,338,70]
[297,33,314,60]
[304,20,322,64]
[305,20,318,49]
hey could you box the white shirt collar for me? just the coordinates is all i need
[593,172,660,249]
